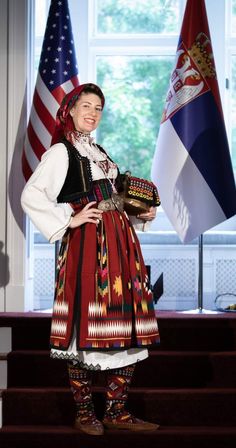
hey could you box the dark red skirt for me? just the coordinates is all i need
[50,209,160,350]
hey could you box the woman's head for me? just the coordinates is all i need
[51,83,105,145]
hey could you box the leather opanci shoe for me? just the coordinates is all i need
[103,416,160,431]
[74,417,104,435]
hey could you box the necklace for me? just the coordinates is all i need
[68,130,94,145]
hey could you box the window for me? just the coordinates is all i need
[231,0,236,35]
[96,55,174,179]
[95,0,181,34]
[89,0,184,179]
[34,0,50,72]
[28,0,236,312]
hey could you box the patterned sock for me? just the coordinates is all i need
[67,361,96,425]
[104,364,137,422]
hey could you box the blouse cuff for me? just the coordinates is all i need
[49,215,73,243]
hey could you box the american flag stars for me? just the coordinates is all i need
[39,1,78,91]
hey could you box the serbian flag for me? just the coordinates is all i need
[22,0,79,181]
[151,0,236,243]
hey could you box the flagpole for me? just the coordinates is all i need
[198,233,203,311]
[182,233,218,314]
[197,233,217,313]
[181,234,204,313]
[196,233,219,313]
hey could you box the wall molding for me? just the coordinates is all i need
[2,0,28,311]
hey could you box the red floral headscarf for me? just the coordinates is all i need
[51,83,105,146]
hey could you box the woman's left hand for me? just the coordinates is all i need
[137,206,157,222]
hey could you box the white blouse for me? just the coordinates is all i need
[21,143,74,243]
[21,142,148,370]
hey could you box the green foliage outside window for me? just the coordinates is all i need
[97,56,174,179]
[96,0,180,34]
[233,0,236,18]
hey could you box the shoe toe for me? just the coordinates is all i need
[74,418,104,435]
[103,418,160,431]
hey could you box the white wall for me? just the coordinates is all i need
[0,0,8,311]
[0,0,28,312]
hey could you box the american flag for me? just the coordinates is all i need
[22,0,79,181]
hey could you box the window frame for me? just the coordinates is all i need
[25,0,236,312]
[34,0,235,233]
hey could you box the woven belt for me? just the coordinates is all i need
[98,193,124,212]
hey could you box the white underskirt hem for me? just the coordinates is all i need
[50,327,148,370]
[50,347,149,370]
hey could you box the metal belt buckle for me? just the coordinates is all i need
[98,199,116,211]
[111,193,124,213]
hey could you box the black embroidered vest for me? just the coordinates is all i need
[57,139,93,203]
[57,139,123,203]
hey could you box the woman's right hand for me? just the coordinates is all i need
[69,201,103,229]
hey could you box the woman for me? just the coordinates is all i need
[21,83,160,436]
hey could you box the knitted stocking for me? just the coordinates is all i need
[67,361,96,425]
[104,364,137,423]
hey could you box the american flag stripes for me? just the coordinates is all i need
[22,0,79,181]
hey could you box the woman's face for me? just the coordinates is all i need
[69,92,103,133]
